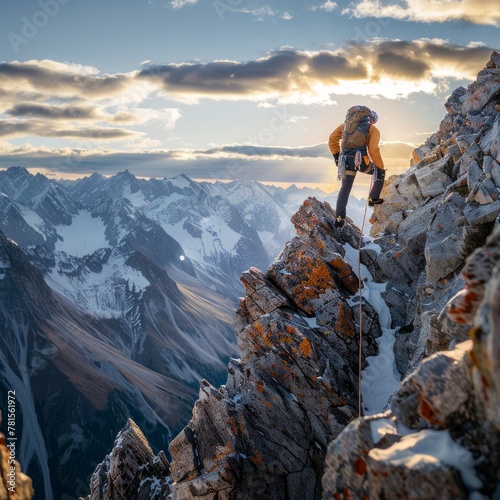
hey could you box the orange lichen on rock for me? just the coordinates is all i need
[329,254,352,279]
[447,288,481,325]
[292,261,333,311]
[213,441,235,464]
[299,337,312,357]
[335,303,356,338]
[250,450,264,466]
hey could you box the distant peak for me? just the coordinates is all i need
[6,166,30,176]
[116,170,136,181]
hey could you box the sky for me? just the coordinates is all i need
[0,0,498,192]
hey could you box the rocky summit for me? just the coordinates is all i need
[22,51,500,498]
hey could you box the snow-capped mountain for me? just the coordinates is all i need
[202,179,372,259]
[0,230,206,499]
[0,169,241,497]
[1,166,345,498]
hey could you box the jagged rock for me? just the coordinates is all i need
[82,419,170,500]
[320,53,500,500]
[445,227,500,326]
[463,199,500,226]
[323,340,490,498]
[322,413,469,499]
[484,155,500,188]
[424,192,467,282]
[0,412,34,500]
[415,157,453,198]
[452,227,500,429]
[398,203,435,258]
[322,221,500,498]
[445,86,468,115]
[165,197,382,499]
[392,341,474,429]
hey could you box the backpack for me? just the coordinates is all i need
[341,105,372,154]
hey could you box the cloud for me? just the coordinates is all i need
[137,41,493,103]
[343,0,500,26]
[0,61,182,144]
[6,103,99,120]
[215,4,293,21]
[170,0,198,9]
[311,1,338,12]
[348,39,492,81]
[0,60,138,100]
[195,143,329,160]
[2,42,493,116]
[0,41,494,170]
[0,138,415,182]
[138,48,368,102]
[0,119,138,140]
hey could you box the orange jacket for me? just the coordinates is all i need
[328,123,385,170]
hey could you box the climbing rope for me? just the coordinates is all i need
[357,175,374,418]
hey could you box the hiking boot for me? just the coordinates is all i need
[335,216,345,228]
[368,197,384,207]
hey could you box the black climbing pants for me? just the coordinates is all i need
[335,166,385,220]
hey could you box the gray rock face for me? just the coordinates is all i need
[322,413,469,500]
[369,51,500,376]
[82,196,384,500]
[323,180,500,499]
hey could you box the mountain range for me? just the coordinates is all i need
[0,164,364,499]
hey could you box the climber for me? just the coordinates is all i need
[328,107,386,228]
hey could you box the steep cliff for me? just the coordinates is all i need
[83,52,500,499]
[322,50,500,499]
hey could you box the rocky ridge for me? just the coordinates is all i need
[80,51,500,498]
[84,197,382,499]
[323,51,500,498]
